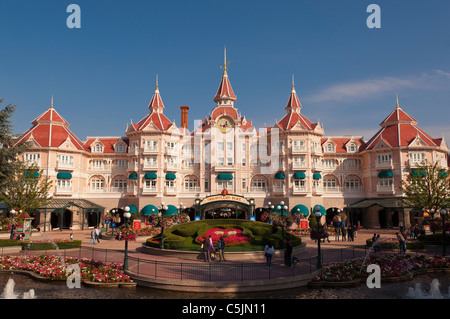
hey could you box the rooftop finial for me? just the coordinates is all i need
[50,94,54,109]
[156,74,159,90]
[396,94,399,109]
[220,46,230,74]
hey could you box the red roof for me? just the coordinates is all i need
[277,112,314,131]
[84,138,129,153]
[363,106,437,150]
[285,86,302,110]
[214,71,236,103]
[211,106,239,120]
[321,137,365,153]
[148,85,165,111]
[132,112,174,131]
[16,108,84,150]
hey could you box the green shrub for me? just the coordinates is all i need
[23,240,82,250]
[240,221,272,236]
[0,239,27,247]
[418,234,450,245]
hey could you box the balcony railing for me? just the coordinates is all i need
[164,186,177,194]
[375,159,393,168]
[56,161,74,170]
[293,186,308,193]
[377,184,395,193]
[292,162,307,169]
[55,186,73,194]
[183,187,201,193]
[143,187,158,194]
[143,162,158,170]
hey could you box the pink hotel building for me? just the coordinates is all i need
[15,60,449,231]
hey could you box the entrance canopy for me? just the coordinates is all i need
[196,193,255,219]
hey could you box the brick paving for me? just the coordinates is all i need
[15,227,405,283]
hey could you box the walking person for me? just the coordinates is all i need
[95,226,100,243]
[347,225,354,242]
[264,242,274,269]
[396,232,406,253]
[202,237,211,262]
[89,228,96,245]
[284,239,293,266]
[217,236,226,261]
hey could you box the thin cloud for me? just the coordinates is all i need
[304,70,450,103]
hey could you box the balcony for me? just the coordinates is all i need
[409,159,427,168]
[292,162,307,170]
[312,185,323,195]
[292,186,308,194]
[183,186,201,193]
[375,159,393,169]
[272,186,285,194]
[312,162,323,170]
[143,162,158,170]
[56,161,74,170]
[165,162,179,171]
[126,186,138,195]
[129,148,139,156]
[143,147,158,154]
[55,186,73,195]
[164,186,177,195]
[110,187,127,193]
[377,184,395,193]
[343,186,364,194]
[165,147,179,156]
[89,188,107,193]
[292,146,306,154]
[89,165,108,171]
[323,186,342,193]
[142,187,158,194]
[215,164,235,171]
[128,162,139,171]
[250,187,268,194]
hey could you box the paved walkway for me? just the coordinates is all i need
[33,227,400,264]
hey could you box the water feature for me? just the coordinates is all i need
[1,272,449,299]
[1,277,36,299]
[406,278,449,299]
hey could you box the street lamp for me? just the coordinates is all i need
[9,209,16,239]
[160,203,168,249]
[123,206,131,271]
[440,208,447,256]
[314,206,323,269]
[276,202,288,248]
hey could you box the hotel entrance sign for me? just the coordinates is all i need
[200,195,250,206]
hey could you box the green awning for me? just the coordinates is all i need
[293,172,306,179]
[378,171,393,178]
[411,170,427,177]
[313,205,327,216]
[164,204,179,216]
[25,171,40,178]
[217,173,233,180]
[274,172,285,179]
[144,172,157,179]
[141,204,158,216]
[291,204,309,216]
[165,173,176,180]
[57,172,72,179]
[128,173,138,180]
[128,205,138,214]
[313,173,322,180]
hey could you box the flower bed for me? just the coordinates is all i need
[0,255,132,283]
[197,228,252,246]
[312,254,450,284]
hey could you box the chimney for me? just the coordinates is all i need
[180,105,189,129]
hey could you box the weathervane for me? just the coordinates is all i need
[220,46,230,73]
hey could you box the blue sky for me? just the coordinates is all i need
[1,0,450,142]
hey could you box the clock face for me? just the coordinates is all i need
[217,117,234,134]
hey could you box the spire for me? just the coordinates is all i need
[285,76,302,111]
[396,94,399,109]
[50,94,54,109]
[214,47,236,105]
[148,75,165,113]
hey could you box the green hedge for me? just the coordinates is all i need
[23,240,82,250]
[0,239,27,247]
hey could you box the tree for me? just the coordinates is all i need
[0,99,28,193]
[401,162,450,213]
[0,160,53,213]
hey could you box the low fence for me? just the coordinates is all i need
[0,245,375,282]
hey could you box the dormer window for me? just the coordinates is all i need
[115,143,126,153]
[326,143,334,153]
[348,143,357,153]
[93,144,102,153]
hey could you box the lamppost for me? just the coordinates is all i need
[440,208,447,256]
[276,201,288,249]
[9,209,16,239]
[123,206,131,271]
[159,202,168,249]
[314,206,323,269]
